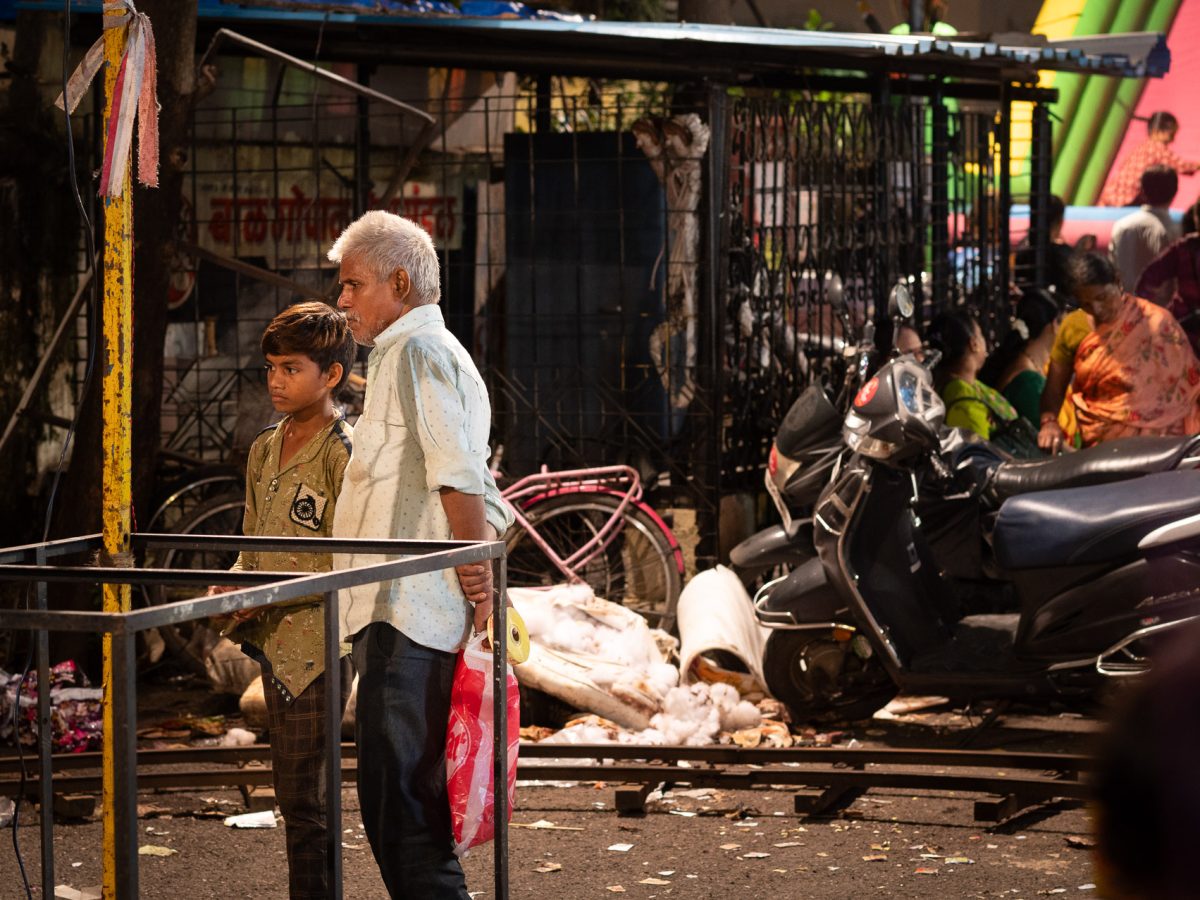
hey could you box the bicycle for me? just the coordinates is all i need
[499,463,685,633]
[151,460,687,644]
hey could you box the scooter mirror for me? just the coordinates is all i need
[824,273,846,311]
[888,282,914,319]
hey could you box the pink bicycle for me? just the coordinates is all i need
[498,463,685,633]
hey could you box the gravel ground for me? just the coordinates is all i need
[1,702,1107,900]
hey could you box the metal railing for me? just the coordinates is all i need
[0,532,510,900]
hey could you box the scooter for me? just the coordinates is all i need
[731,279,908,585]
[764,352,1200,722]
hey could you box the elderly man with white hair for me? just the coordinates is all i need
[328,211,513,898]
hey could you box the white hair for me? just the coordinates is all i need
[327,210,441,304]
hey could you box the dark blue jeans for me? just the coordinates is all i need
[351,622,469,899]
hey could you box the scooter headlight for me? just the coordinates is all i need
[850,435,901,459]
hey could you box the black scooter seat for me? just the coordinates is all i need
[987,435,1200,504]
[994,470,1200,569]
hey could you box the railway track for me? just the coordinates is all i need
[0,742,1092,823]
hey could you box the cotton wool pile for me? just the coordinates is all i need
[510,584,761,746]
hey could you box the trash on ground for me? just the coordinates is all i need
[873,695,951,719]
[220,727,257,747]
[639,877,671,885]
[534,862,563,873]
[607,843,634,852]
[677,566,770,697]
[223,810,277,828]
[54,887,101,900]
[1065,835,1096,850]
[1,661,103,752]
[511,819,583,831]
[743,852,771,859]
[138,845,177,857]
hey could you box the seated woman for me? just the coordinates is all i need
[1038,252,1200,452]
[928,310,1020,441]
[978,289,1060,425]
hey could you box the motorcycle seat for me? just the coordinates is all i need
[994,469,1200,569]
[986,435,1200,505]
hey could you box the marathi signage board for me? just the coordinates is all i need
[194,145,462,267]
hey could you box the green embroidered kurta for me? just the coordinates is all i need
[228,414,352,702]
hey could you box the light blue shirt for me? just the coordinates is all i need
[333,304,513,651]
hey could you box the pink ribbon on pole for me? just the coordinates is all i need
[55,0,159,197]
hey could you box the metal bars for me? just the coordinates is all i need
[0,533,509,900]
[721,86,1042,483]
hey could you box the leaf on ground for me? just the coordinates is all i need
[639,878,671,886]
[719,843,741,850]
[862,854,888,862]
[606,886,626,893]
[534,863,563,874]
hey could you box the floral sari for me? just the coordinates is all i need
[1071,294,1200,447]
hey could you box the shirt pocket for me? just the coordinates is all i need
[344,417,411,486]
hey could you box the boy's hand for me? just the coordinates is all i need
[207,584,259,628]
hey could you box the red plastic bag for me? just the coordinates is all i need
[446,632,520,857]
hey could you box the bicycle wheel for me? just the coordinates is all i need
[146,491,246,675]
[147,464,244,533]
[505,492,683,633]
[153,490,245,598]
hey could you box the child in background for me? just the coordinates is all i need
[210,301,355,899]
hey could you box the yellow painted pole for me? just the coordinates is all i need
[100,3,133,897]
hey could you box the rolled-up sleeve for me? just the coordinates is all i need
[397,340,487,496]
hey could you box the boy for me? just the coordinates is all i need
[211,300,356,899]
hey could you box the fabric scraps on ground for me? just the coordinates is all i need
[511,584,777,745]
[0,661,102,753]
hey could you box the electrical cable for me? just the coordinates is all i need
[8,1,103,894]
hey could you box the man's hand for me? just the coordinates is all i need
[454,521,499,633]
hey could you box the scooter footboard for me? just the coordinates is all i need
[753,556,848,630]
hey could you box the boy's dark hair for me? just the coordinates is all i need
[262,301,356,390]
[1141,164,1179,207]
[1148,111,1178,134]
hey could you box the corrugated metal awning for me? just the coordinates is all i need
[26,1,1169,82]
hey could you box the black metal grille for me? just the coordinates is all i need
[721,88,1020,486]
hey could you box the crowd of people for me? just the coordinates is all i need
[906,110,1200,457]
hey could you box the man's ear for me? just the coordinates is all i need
[391,267,411,302]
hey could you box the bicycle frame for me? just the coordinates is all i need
[499,465,645,585]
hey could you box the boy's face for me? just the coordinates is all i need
[265,352,339,415]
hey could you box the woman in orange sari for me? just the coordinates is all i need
[1038,252,1200,451]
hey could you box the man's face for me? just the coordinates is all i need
[336,254,404,346]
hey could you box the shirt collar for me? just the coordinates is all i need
[371,304,444,354]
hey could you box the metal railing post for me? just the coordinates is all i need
[110,628,139,899]
[35,545,54,899]
[324,589,343,899]
[99,1,135,894]
[492,552,510,900]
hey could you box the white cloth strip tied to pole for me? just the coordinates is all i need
[54,0,159,197]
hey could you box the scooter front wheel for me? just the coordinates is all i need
[763,630,897,724]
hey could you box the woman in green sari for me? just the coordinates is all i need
[979,289,1061,426]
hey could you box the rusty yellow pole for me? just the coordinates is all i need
[100,3,133,898]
